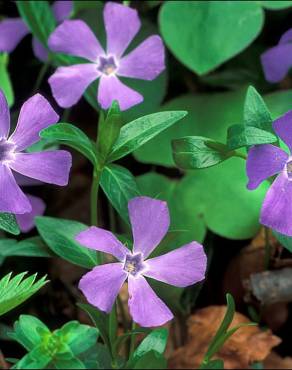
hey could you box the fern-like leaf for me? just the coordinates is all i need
[0,272,48,316]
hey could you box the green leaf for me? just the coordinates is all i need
[9,315,50,351]
[257,1,292,9]
[0,272,48,317]
[227,124,277,150]
[40,123,97,165]
[100,164,140,223]
[108,111,187,162]
[97,101,123,163]
[131,351,167,369]
[78,304,111,353]
[172,136,235,169]
[54,357,86,369]
[0,213,20,235]
[272,231,292,253]
[35,217,98,269]
[0,53,14,107]
[131,329,168,363]
[159,1,263,75]
[16,0,56,46]
[15,346,52,369]
[0,237,52,266]
[244,86,273,132]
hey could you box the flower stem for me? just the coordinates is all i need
[234,151,247,160]
[129,322,137,358]
[90,170,101,227]
[32,61,50,94]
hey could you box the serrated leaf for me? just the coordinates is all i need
[35,217,98,269]
[108,111,187,162]
[0,273,48,316]
[172,136,235,169]
[100,164,140,223]
[40,123,97,165]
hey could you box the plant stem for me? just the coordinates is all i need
[123,0,130,6]
[32,61,50,94]
[234,151,247,160]
[90,170,101,227]
[129,322,136,358]
[264,226,271,270]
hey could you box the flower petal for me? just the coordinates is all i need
[52,0,73,22]
[9,151,72,186]
[0,90,10,139]
[0,164,31,214]
[279,28,292,44]
[128,275,173,327]
[98,75,143,111]
[9,94,59,151]
[144,242,207,287]
[32,37,48,62]
[79,263,127,313]
[118,35,165,80]
[76,226,129,261]
[246,144,288,190]
[261,43,292,83]
[261,172,292,236]
[48,20,104,62]
[14,173,42,186]
[0,18,29,53]
[16,194,45,233]
[129,197,170,259]
[104,2,140,58]
[49,64,100,108]
[273,111,292,152]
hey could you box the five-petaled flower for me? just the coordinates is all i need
[0,1,72,61]
[247,111,292,236]
[76,196,207,327]
[261,28,292,83]
[48,2,165,111]
[0,90,72,215]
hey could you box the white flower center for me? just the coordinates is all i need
[97,55,117,76]
[123,253,145,277]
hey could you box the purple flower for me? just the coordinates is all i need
[261,28,292,83]
[0,1,72,61]
[14,174,45,233]
[76,196,207,327]
[246,111,292,236]
[0,90,72,215]
[48,2,165,111]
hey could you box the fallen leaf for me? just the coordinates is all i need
[169,306,281,369]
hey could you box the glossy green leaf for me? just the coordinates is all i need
[258,0,292,9]
[244,86,273,132]
[0,237,52,266]
[0,212,20,235]
[108,111,187,162]
[227,125,277,150]
[0,53,14,107]
[100,164,140,223]
[35,217,98,269]
[172,136,235,169]
[16,0,56,46]
[40,123,97,165]
[97,101,123,163]
[160,1,263,74]
[132,350,167,369]
[0,272,48,317]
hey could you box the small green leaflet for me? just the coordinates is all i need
[172,136,236,169]
[0,272,48,317]
[227,125,277,150]
[0,213,20,235]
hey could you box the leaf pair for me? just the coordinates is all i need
[172,86,277,170]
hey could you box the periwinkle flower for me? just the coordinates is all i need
[0,90,72,215]
[48,2,165,111]
[76,196,207,327]
[247,111,292,236]
[0,1,72,61]
[261,28,292,83]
